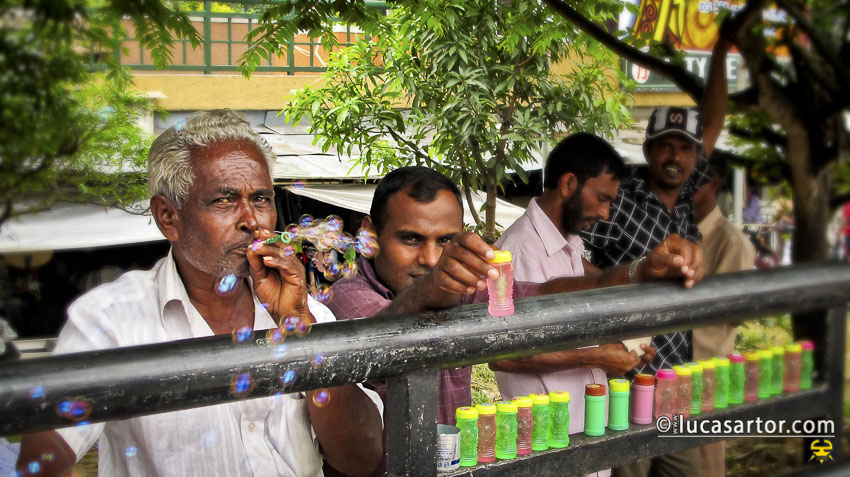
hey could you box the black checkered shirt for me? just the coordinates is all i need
[581,158,710,375]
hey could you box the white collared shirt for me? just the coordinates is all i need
[54,252,381,476]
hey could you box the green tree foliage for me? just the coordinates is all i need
[283,0,632,241]
[0,0,199,229]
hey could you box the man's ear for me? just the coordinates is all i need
[361,215,376,234]
[150,195,180,242]
[559,173,579,200]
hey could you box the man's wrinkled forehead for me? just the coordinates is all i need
[382,187,463,229]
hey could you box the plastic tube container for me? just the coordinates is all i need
[673,365,692,418]
[584,384,607,437]
[608,379,630,431]
[744,352,760,402]
[800,340,815,389]
[770,345,785,395]
[654,369,677,420]
[685,362,703,416]
[757,349,773,399]
[529,393,550,451]
[698,359,715,412]
[728,353,745,405]
[487,251,514,317]
[455,406,479,467]
[511,396,533,456]
[713,357,730,409]
[548,391,570,448]
[475,403,497,463]
[631,373,655,425]
[783,343,802,392]
[495,401,518,460]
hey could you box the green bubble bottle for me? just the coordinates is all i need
[495,401,518,460]
[455,406,478,467]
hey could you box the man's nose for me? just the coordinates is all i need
[417,243,441,268]
[237,200,259,232]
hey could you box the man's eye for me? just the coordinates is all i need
[215,197,232,204]
[402,236,420,244]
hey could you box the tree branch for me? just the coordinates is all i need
[461,171,482,228]
[729,125,787,149]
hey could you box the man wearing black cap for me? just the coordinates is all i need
[582,36,731,476]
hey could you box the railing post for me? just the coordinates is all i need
[823,305,846,461]
[203,0,212,74]
[386,368,439,477]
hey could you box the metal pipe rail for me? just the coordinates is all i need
[0,263,848,473]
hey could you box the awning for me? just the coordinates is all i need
[285,184,527,230]
[0,202,164,254]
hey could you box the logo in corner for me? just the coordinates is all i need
[809,439,834,464]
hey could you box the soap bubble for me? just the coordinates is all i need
[249,239,264,252]
[41,452,54,463]
[27,461,40,474]
[342,261,358,279]
[30,386,45,399]
[325,215,343,232]
[298,214,314,228]
[335,232,355,254]
[312,284,333,304]
[266,327,284,345]
[312,353,324,367]
[273,344,288,360]
[323,262,343,281]
[355,229,380,258]
[281,369,296,386]
[231,372,254,397]
[285,223,299,237]
[125,446,138,458]
[322,250,338,266]
[56,398,91,421]
[216,274,239,296]
[282,316,300,333]
[294,321,312,338]
[312,389,331,407]
[232,326,253,344]
[293,180,306,190]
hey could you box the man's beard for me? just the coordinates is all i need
[560,189,585,236]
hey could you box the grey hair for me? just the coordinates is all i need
[147,109,276,207]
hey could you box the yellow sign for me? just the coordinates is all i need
[809,440,834,464]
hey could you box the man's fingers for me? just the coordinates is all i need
[444,240,497,280]
[455,232,496,262]
[438,257,489,291]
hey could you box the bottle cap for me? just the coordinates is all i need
[770,345,785,355]
[548,391,571,403]
[744,352,760,361]
[656,368,677,380]
[585,384,606,396]
[757,350,773,360]
[609,378,630,393]
[673,365,692,376]
[512,396,533,408]
[728,353,745,363]
[456,406,478,420]
[685,362,703,373]
[489,250,512,263]
[529,393,550,405]
[475,403,497,415]
[496,401,517,413]
[799,340,815,351]
[698,359,715,370]
[713,357,731,367]
[785,343,802,353]
[634,373,656,386]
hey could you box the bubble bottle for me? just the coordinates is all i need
[770,345,785,395]
[584,384,606,437]
[548,391,571,448]
[475,403,497,463]
[487,251,515,317]
[672,365,692,418]
[608,379,630,431]
[455,406,479,467]
[713,357,730,409]
[654,369,677,420]
[783,343,802,392]
[529,393,550,451]
[800,340,815,390]
[757,349,773,399]
[511,396,533,455]
[728,353,746,405]
[685,362,703,416]
[743,352,760,402]
[631,373,655,425]
[698,359,715,412]
[495,401,518,460]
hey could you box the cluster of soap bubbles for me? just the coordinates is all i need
[56,397,92,422]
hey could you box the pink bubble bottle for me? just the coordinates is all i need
[744,352,760,402]
[654,369,677,420]
[632,373,655,425]
[487,251,514,316]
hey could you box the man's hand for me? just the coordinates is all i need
[638,234,704,288]
[639,343,656,366]
[593,343,641,375]
[422,231,498,305]
[247,229,314,324]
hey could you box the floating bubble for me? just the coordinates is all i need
[335,232,356,254]
[30,386,45,399]
[342,261,358,279]
[273,344,288,361]
[56,400,73,416]
[323,262,343,281]
[294,321,312,338]
[41,452,54,463]
[323,250,338,266]
[56,398,91,422]
[125,446,138,458]
[249,239,264,252]
[312,284,333,304]
[312,353,324,367]
[232,326,253,344]
[200,429,220,448]
[281,369,296,386]
[231,372,254,397]
[298,214,314,228]
[293,180,307,190]
[282,316,300,333]
[281,244,295,257]
[28,461,40,474]
[312,389,331,407]
[285,223,299,237]
[325,215,343,232]
[266,327,285,345]
[216,274,239,296]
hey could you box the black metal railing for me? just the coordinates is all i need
[0,262,848,475]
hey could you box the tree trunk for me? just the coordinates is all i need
[484,183,498,244]
[785,123,830,263]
